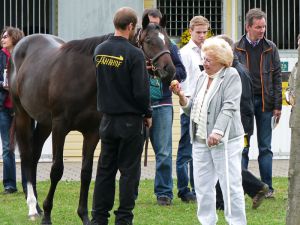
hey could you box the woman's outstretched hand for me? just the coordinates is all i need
[169,80,183,96]
[169,80,187,106]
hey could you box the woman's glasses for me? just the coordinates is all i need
[1,35,9,39]
[203,57,214,64]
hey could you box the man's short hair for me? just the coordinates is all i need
[189,16,210,30]
[245,8,266,26]
[142,8,162,20]
[217,34,234,47]
[113,7,137,30]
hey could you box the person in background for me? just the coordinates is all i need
[171,37,246,225]
[91,7,152,225]
[176,15,210,203]
[142,8,186,206]
[234,8,282,198]
[216,34,269,210]
[286,33,300,127]
[0,26,25,194]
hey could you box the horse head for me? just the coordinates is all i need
[136,15,176,84]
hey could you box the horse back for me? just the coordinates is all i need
[11,34,106,131]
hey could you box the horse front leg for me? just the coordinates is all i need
[41,120,67,225]
[77,131,99,225]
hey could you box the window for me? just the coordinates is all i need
[157,0,223,37]
[242,0,300,50]
[0,0,53,35]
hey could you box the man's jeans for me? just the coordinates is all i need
[176,113,194,197]
[0,109,16,191]
[242,96,273,190]
[150,106,173,199]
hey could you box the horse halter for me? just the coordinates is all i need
[136,28,171,72]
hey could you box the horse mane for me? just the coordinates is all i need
[60,24,171,57]
[61,33,113,56]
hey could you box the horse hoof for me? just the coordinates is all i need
[28,214,40,221]
[41,220,52,225]
[83,218,91,225]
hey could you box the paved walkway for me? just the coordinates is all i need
[0,159,289,181]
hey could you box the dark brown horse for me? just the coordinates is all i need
[10,16,175,225]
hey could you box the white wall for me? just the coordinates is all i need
[58,0,144,41]
[248,106,291,160]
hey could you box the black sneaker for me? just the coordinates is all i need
[180,192,196,203]
[265,189,275,198]
[115,222,132,225]
[157,196,172,206]
[3,188,17,194]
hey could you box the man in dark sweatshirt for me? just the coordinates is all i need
[91,7,152,225]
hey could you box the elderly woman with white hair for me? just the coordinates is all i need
[170,37,246,225]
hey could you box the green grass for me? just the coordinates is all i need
[0,178,287,225]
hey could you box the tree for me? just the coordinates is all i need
[286,45,300,224]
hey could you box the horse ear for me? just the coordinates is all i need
[142,14,150,29]
[160,15,167,28]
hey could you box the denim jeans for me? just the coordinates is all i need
[176,113,194,197]
[243,96,273,190]
[241,147,250,169]
[0,109,16,191]
[150,105,173,199]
